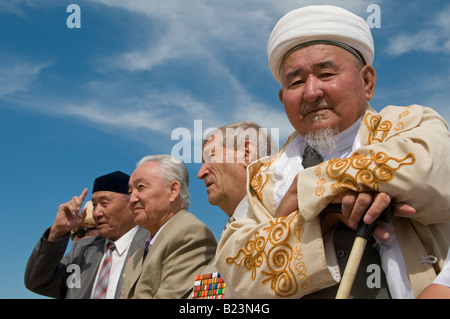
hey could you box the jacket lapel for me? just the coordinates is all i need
[122,245,146,298]
[78,237,105,298]
[114,227,149,298]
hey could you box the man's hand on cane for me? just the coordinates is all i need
[274,176,416,239]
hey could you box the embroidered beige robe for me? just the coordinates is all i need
[215,104,450,298]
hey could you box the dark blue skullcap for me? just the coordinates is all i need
[92,171,130,194]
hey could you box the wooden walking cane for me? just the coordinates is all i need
[335,203,394,299]
[320,202,394,299]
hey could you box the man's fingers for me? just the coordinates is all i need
[394,202,416,217]
[79,206,88,225]
[58,202,70,215]
[329,191,413,233]
[73,188,89,213]
[60,188,88,217]
[78,188,88,206]
[363,192,391,225]
[348,192,374,229]
[340,191,357,223]
[372,222,391,240]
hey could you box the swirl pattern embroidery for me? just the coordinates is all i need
[250,133,296,203]
[250,169,269,202]
[225,214,311,297]
[364,113,392,144]
[316,150,416,202]
[313,110,416,201]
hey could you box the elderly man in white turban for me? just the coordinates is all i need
[215,5,450,299]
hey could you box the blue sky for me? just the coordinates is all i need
[1,0,449,298]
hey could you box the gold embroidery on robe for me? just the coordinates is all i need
[217,105,450,298]
[225,213,312,297]
[315,150,416,203]
[250,133,297,203]
[364,113,392,144]
[310,111,417,203]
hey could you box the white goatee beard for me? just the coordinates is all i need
[304,126,339,154]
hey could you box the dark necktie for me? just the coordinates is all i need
[302,144,323,168]
[142,235,151,263]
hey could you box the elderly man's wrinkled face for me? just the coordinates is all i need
[279,44,376,136]
[197,136,247,216]
[128,161,178,236]
[92,191,134,241]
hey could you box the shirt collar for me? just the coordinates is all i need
[106,226,138,256]
[148,220,169,246]
[232,196,249,220]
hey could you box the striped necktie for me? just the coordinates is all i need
[92,242,115,299]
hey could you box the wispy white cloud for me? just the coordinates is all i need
[95,1,273,73]
[386,5,450,56]
[62,101,172,132]
[95,0,375,73]
[0,59,50,97]
[0,0,386,145]
[86,0,375,141]
[7,88,213,134]
[0,0,58,15]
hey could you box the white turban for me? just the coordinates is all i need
[268,5,374,84]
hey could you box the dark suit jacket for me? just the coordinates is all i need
[24,226,149,298]
[121,210,217,299]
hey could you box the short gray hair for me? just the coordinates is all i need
[203,121,276,162]
[136,154,190,209]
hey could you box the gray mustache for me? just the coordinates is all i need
[303,100,330,113]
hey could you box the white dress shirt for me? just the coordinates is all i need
[91,226,138,299]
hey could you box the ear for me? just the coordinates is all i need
[278,88,284,104]
[168,181,181,203]
[243,139,257,167]
[361,65,377,101]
